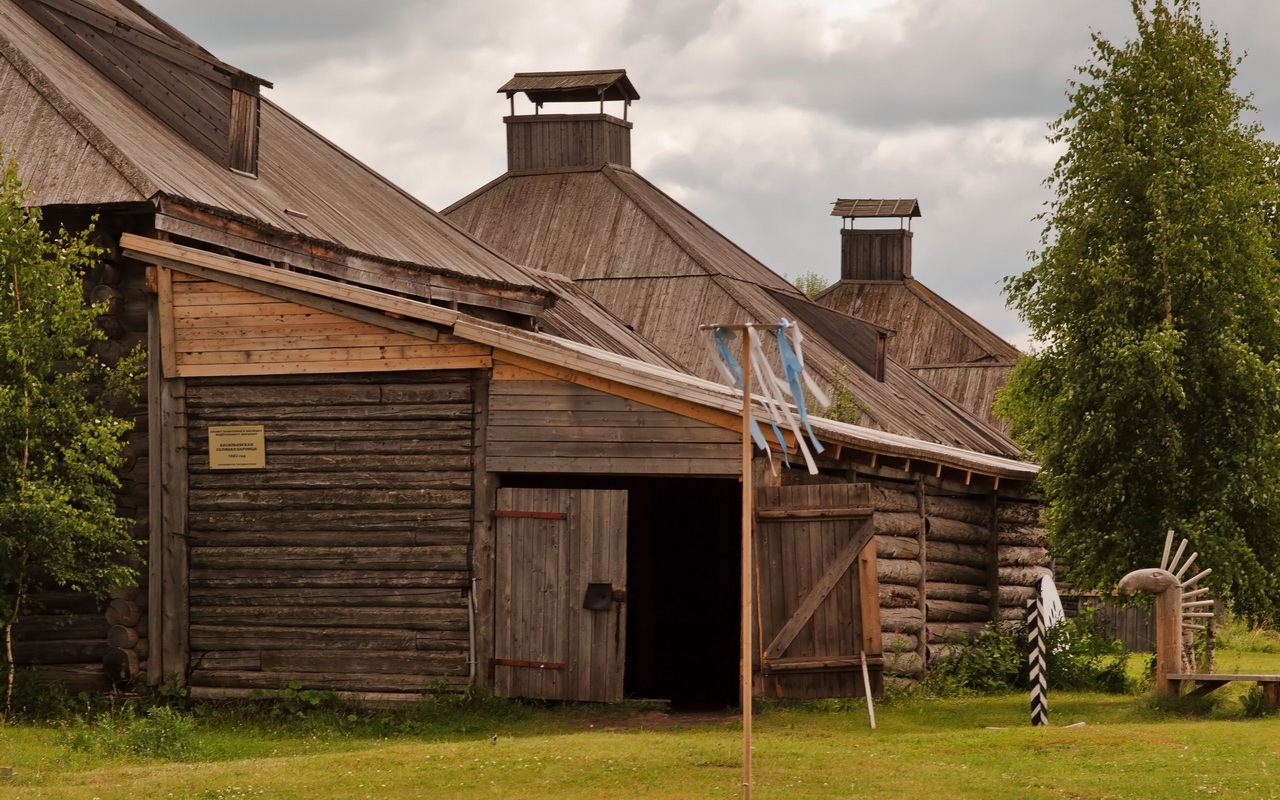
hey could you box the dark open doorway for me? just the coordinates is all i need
[624,477,741,709]
[496,474,741,709]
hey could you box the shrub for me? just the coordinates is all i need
[919,608,1130,697]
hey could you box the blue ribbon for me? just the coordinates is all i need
[775,320,824,454]
[713,327,768,452]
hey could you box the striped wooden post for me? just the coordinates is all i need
[1027,593,1048,727]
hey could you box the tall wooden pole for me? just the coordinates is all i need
[740,329,753,800]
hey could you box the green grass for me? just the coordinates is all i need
[3,654,1280,799]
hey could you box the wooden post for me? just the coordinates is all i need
[740,329,753,800]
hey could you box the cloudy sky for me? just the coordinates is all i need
[143,0,1280,348]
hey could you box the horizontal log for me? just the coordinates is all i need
[925,495,992,525]
[189,371,472,388]
[877,558,922,587]
[871,485,918,513]
[188,488,472,512]
[107,624,138,648]
[186,529,470,548]
[104,647,140,683]
[998,546,1052,568]
[189,569,470,590]
[106,599,141,626]
[880,606,923,634]
[14,615,109,641]
[187,605,468,631]
[261,650,467,676]
[926,517,989,545]
[998,606,1028,621]
[875,535,920,560]
[187,454,472,475]
[190,471,472,491]
[998,565,1053,587]
[927,644,967,663]
[998,585,1036,607]
[189,625,467,652]
[926,621,988,643]
[189,403,476,422]
[190,545,469,572]
[875,512,921,536]
[926,561,987,585]
[487,455,739,476]
[190,651,262,671]
[995,501,1041,525]
[186,416,473,439]
[490,409,711,429]
[191,588,466,608]
[925,541,987,569]
[12,639,109,665]
[883,651,923,678]
[924,582,991,604]
[881,632,919,653]
[879,584,920,609]
[996,525,1046,547]
[925,600,989,623]
[26,592,104,615]
[29,663,111,692]
[190,670,470,693]
[187,508,470,532]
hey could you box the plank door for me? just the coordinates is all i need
[493,487,628,702]
[755,483,883,699]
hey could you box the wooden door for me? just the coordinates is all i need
[493,487,628,702]
[755,483,883,699]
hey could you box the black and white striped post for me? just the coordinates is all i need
[1027,592,1048,727]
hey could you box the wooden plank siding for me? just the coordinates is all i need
[488,372,741,475]
[168,273,492,377]
[755,483,883,699]
[184,372,476,694]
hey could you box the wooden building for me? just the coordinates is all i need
[814,200,1021,431]
[1,3,1048,702]
[446,73,1019,458]
[446,72,1050,685]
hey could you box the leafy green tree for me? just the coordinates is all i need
[0,157,143,714]
[998,0,1280,622]
[792,270,831,299]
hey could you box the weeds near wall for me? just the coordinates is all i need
[920,608,1129,697]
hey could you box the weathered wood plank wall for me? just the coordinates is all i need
[505,114,632,171]
[169,274,491,377]
[183,371,476,694]
[487,365,740,475]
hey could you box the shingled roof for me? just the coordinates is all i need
[498,70,639,104]
[445,163,1021,457]
[0,0,550,310]
[0,0,688,361]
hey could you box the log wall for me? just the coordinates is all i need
[12,219,151,692]
[183,371,476,694]
[868,478,1047,683]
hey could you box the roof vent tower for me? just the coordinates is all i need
[832,199,921,282]
[498,70,639,171]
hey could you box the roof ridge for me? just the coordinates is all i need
[903,278,1020,360]
[0,25,154,199]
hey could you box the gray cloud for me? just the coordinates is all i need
[134,0,1280,347]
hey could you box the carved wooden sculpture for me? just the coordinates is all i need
[1117,531,1214,695]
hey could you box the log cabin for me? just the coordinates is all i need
[0,0,1048,704]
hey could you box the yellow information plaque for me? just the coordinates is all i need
[208,425,266,469]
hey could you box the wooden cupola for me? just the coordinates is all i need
[831,198,921,282]
[19,0,273,176]
[497,69,639,171]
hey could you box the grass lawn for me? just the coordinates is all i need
[2,655,1279,800]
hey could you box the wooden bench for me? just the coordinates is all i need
[1168,674,1280,708]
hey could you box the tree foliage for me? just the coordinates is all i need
[998,0,1280,622]
[792,270,831,299]
[0,156,143,713]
